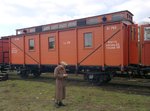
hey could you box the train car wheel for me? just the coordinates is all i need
[103,74,112,83]
[83,73,88,80]
[93,74,104,86]
[20,70,29,79]
[32,70,41,78]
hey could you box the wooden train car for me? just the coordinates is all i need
[0,37,9,80]
[0,37,9,65]
[0,10,150,84]
[10,11,134,78]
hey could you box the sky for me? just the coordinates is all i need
[0,0,150,37]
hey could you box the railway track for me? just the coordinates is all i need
[37,73,150,96]
[3,72,150,96]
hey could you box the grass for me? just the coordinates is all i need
[0,73,150,111]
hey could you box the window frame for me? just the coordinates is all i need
[48,36,55,50]
[84,32,93,48]
[29,39,35,50]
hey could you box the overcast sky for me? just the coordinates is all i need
[0,0,150,36]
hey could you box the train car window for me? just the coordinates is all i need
[144,27,150,41]
[29,28,36,33]
[131,27,136,40]
[84,33,92,48]
[35,26,42,33]
[48,37,55,49]
[86,17,99,25]
[77,19,86,26]
[131,16,132,21]
[42,25,51,31]
[112,14,123,22]
[68,21,77,28]
[51,24,58,30]
[17,30,23,34]
[29,39,35,50]
[59,23,67,29]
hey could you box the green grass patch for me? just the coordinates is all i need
[0,73,149,111]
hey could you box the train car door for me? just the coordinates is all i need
[141,25,150,66]
[59,30,77,65]
[128,24,138,64]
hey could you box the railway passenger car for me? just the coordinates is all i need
[0,10,150,84]
[9,11,135,80]
[0,37,9,70]
[0,37,9,80]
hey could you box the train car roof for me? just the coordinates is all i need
[16,10,133,33]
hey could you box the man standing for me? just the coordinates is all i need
[54,61,68,108]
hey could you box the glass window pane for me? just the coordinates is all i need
[49,37,55,49]
[144,27,150,41]
[51,24,58,30]
[29,39,34,50]
[84,33,92,47]
[68,21,77,27]
[42,25,51,31]
[86,17,99,25]
[59,23,67,29]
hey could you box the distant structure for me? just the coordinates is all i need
[138,17,150,25]
[138,21,150,25]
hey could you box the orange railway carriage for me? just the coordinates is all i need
[0,37,9,65]
[0,37,9,73]
[9,11,133,77]
[7,10,150,83]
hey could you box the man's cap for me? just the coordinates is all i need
[60,61,68,66]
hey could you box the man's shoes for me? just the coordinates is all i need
[55,103,60,108]
[59,102,66,106]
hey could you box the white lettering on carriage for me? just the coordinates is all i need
[63,41,71,45]
[105,41,120,49]
[12,48,18,53]
[106,26,117,30]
